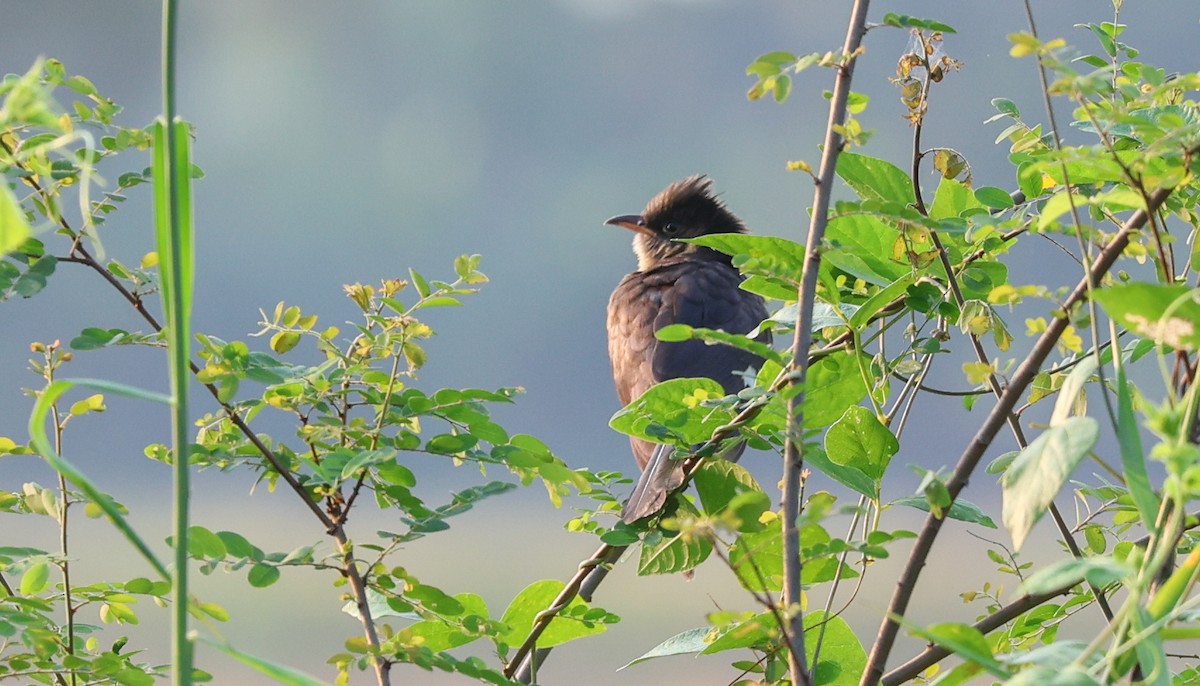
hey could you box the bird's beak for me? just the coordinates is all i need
[605,214,652,235]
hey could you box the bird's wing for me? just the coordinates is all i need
[621,260,769,522]
[650,261,770,394]
[607,272,661,409]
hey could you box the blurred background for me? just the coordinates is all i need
[1,2,1197,684]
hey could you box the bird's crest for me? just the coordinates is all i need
[643,175,746,233]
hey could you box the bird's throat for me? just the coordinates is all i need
[633,234,689,271]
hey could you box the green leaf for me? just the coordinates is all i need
[498,579,608,649]
[729,523,784,592]
[654,323,692,342]
[187,526,227,559]
[0,182,32,259]
[1004,665,1100,686]
[992,97,1020,118]
[408,583,465,615]
[907,622,1009,678]
[414,296,462,310]
[639,500,713,575]
[426,433,478,455]
[609,377,731,444]
[805,612,868,686]
[804,352,871,429]
[1020,556,1131,596]
[880,13,957,33]
[20,560,50,595]
[849,274,916,331]
[891,495,997,528]
[341,588,419,621]
[824,405,897,487]
[728,520,854,592]
[825,214,908,286]
[1002,417,1099,551]
[339,449,400,480]
[269,331,301,354]
[408,267,431,298]
[804,443,877,499]
[689,327,781,364]
[12,255,58,298]
[620,627,714,669]
[397,593,491,651]
[197,600,230,622]
[1093,283,1200,350]
[700,611,778,654]
[694,460,764,519]
[929,178,985,220]
[1018,162,1046,201]
[1115,363,1156,530]
[702,611,866,686]
[974,186,1015,210]
[247,564,280,588]
[1131,607,1169,686]
[685,234,806,285]
[773,74,792,103]
[69,394,107,416]
[1038,187,1145,231]
[836,152,916,205]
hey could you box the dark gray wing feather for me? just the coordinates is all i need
[613,259,769,523]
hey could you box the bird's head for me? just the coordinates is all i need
[606,175,746,271]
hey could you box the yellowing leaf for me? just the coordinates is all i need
[963,361,995,385]
[0,182,32,258]
[69,394,106,416]
[1058,325,1083,354]
[270,331,301,354]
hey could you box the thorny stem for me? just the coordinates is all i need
[781,3,871,684]
[333,527,391,685]
[859,178,1195,686]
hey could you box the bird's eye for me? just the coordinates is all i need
[662,222,681,236]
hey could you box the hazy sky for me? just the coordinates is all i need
[2,3,1197,684]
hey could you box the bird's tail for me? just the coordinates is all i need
[621,440,746,523]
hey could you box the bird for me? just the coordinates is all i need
[605,176,771,523]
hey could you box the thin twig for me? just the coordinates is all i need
[880,580,1080,685]
[332,527,391,685]
[506,543,620,680]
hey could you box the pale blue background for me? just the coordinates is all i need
[1,2,1195,684]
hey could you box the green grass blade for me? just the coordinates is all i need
[1116,360,1156,531]
[28,378,171,580]
[196,637,330,686]
[159,2,194,680]
[171,118,194,322]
